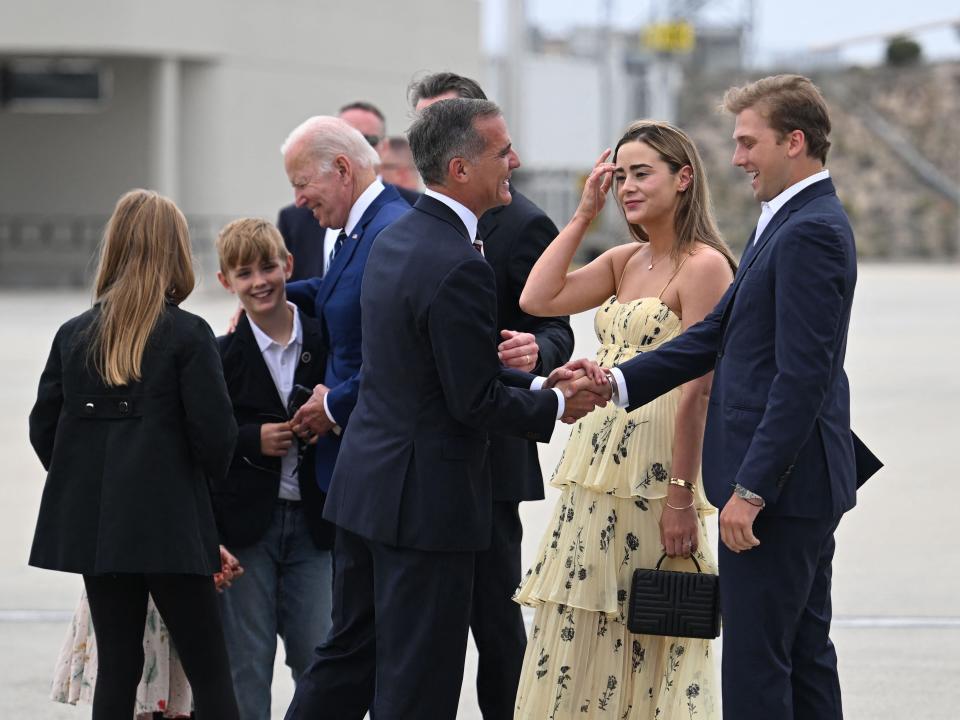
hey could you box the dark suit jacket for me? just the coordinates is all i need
[286,184,411,491]
[480,189,574,501]
[213,312,334,550]
[29,304,237,575]
[324,195,559,552]
[277,204,327,281]
[617,178,876,518]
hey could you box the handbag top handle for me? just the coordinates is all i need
[654,552,703,573]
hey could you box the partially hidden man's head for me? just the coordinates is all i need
[408,72,487,111]
[723,74,831,202]
[338,100,387,150]
[281,116,381,229]
[408,98,519,217]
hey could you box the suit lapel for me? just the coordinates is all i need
[315,185,400,309]
[718,178,837,333]
[233,315,287,415]
[294,319,323,387]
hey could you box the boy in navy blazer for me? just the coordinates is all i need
[213,218,334,720]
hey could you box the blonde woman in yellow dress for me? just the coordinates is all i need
[515,121,737,719]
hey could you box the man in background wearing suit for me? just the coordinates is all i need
[408,72,574,720]
[557,75,880,720]
[280,116,410,493]
[277,101,417,280]
[285,99,603,720]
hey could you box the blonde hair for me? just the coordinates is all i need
[613,120,737,273]
[90,189,195,386]
[216,217,289,274]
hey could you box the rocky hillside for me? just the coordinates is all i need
[679,61,959,258]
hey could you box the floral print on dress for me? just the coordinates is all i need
[51,591,193,718]
[514,297,718,720]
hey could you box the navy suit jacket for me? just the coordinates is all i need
[214,313,334,549]
[617,178,876,518]
[286,184,411,491]
[323,195,559,552]
[277,204,327,281]
[480,189,574,501]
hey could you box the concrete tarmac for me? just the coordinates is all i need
[1,263,958,717]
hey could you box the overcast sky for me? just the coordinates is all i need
[483,0,960,66]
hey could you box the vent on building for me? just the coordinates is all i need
[1,58,111,112]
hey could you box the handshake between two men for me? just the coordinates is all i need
[544,358,613,425]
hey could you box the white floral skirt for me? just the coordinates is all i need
[51,591,193,719]
[514,485,719,719]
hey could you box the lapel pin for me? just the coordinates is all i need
[352,233,358,239]
[301,351,312,364]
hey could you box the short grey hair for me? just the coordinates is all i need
[280,116,380,171]
[407,98,501,186]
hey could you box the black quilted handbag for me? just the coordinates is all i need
[627,553,720,639]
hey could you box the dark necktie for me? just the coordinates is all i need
[473,237,484,257]
[329,230,348,268]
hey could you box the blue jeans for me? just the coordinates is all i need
[219,500,333,720]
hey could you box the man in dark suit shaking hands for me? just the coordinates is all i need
[409,72,574,720]
[285,99,605,720]
[556,75,879,719]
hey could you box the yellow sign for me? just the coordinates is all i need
[642,22,696,53]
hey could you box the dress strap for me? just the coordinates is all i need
[657,251,693,299]
[615,244,645,296]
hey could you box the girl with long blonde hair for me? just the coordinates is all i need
[29,189,241,720]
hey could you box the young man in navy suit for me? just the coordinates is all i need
[555,75,880,719]
[285,99,605,720]
[279,116,410,492]
[409,72,574,720]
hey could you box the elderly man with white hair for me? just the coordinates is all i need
[218,115,409,720]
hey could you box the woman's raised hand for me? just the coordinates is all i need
[574,149,616,223]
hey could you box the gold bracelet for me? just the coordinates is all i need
[665,498,695,511]
[669,477,696,492]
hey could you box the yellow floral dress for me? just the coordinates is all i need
[514,296,719,720]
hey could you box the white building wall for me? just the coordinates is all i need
[0,0,482,222]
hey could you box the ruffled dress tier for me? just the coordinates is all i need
[514,296,719,720]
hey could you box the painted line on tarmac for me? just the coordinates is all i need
[3,608,960,630]
[0,609,73,623]
[517,608,960,631]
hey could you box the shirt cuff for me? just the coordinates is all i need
[608,366,629,408]
[530,376,546,391]
[322,392,337,425]
[551,388,565,420]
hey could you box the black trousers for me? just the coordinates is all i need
[718,514,843,720]
[470,500,526,720]
[286,527,475,720]
[83,573,239,720]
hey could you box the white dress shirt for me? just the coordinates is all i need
[249,303,303,501]
[425,188,565,419]
[754,169,830,244]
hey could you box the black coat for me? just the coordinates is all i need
[324,195,559,552]
[213,312,334,549]
[480,189,573,501]
[28,304,237,576]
